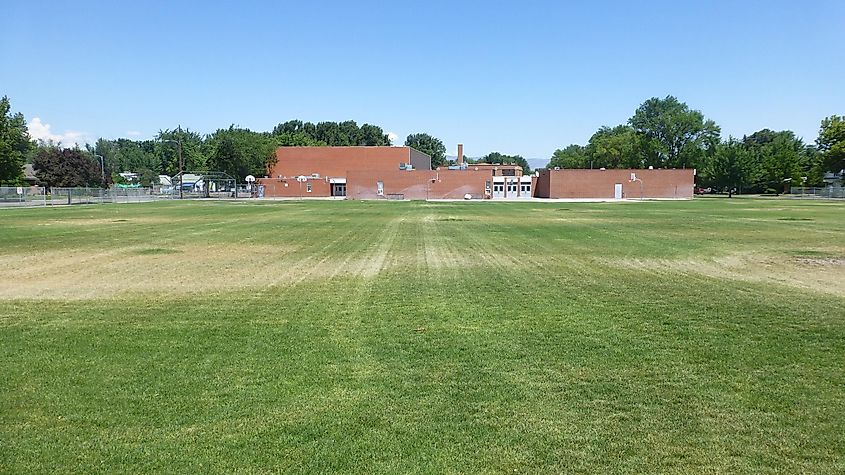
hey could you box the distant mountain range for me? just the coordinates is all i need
[445,156,549,170]
[526,158,549,170]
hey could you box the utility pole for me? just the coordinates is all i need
[161,138,184,199]
[94,154,105,184]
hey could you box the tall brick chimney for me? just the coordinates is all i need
[457,144,463,166]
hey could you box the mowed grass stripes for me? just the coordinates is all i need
[1,198,843,473]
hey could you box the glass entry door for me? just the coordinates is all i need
[332,183,346,196]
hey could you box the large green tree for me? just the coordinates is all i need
[360,123,392,146]
[477,152,531,174]
[801,145,826,187]
[272,120,390,146]
[549,144,589,169]
[705,138,756,196]
[817,115,845,178]
[587,125,642,169]
[742,129,803,193]
[205,126,277,179]
[404,133,447,168]
[763,133,803,193]
[629,96,720,169]
[93,138,159,185]
[273,120,311,136]
[156,127,206,175]
[0,96,32,184]
[315,121,346,146]
[274,131,324,147]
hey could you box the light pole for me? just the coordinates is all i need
[94,154,105,185]
[161,139,183,199]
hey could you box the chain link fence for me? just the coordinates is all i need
[0,186,165,208]
[0,185,257,208]
[110,187,157,203]
[0,186,48,207]
[790,187,845,199]
[49,187,112,205]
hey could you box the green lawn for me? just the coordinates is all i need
[1,198,843,473]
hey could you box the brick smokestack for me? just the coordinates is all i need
[457,144,463,166]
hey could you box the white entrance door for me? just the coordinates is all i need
[507,180,518,198]
[614,183,623,199]
[520,180,531,198]
[493,182,505,198]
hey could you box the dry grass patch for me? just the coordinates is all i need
[0,215,495,299]
[600,251,845,297]
[34,215,178,227]
[0,243,300,299]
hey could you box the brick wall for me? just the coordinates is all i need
[267,146,431,179]
[347,169,492,200]
[536,169,694,199]
[258,177,332,197]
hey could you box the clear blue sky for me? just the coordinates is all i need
[2,0,843,159]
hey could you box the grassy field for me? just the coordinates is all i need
[1,198,844,473]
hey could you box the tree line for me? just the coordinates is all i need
[404,133,532,173]
[87,121,397,187]
[0,104,399,187]
[1,94,537,186]
[549,96,845,193]
[1,93,843,191]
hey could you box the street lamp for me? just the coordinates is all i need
[93,154,105,185]
[160,138,183,199]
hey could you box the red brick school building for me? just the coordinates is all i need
[258,145,694,200]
